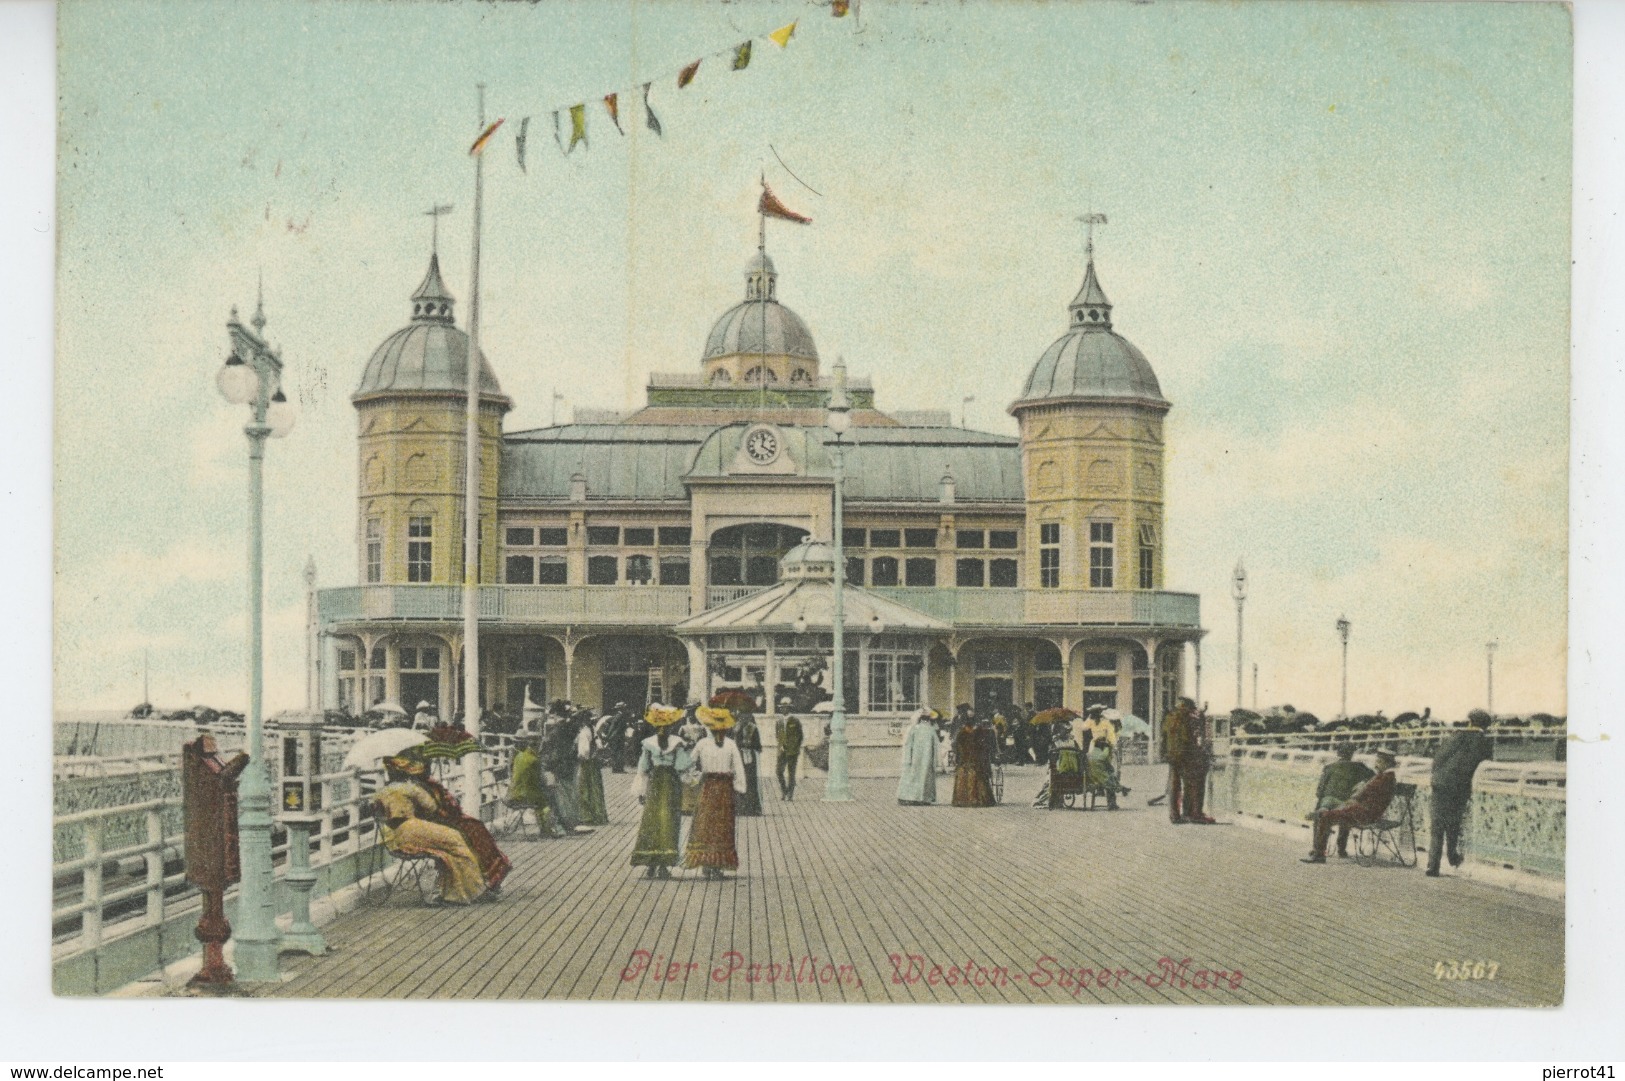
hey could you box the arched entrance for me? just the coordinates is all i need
[707,523,809,587]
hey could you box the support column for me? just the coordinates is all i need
[563,632,578,703]
[684,638,708,706]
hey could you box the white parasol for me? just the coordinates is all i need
[341,728,426,770]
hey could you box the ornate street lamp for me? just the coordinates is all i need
[1336,614,1351,718]
[824,360,854,802]
[1231,559,1247,711]
[214,294,296,982]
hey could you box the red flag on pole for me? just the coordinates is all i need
[759,182,812,225]
[677,59,701,89]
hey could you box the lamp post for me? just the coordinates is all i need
[1336,614,1351,718]
[1231,559,1247,711]
[1486,639,1498,717]
[214,295,297,982]
[824,360,854,802]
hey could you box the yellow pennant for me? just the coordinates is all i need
[568,103,587,152]
[769,21,797,47]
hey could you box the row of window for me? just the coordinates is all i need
[368,517,1154,590]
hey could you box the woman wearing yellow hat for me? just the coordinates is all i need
[630,706,691,878]
[684,707,749,879]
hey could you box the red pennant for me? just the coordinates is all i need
[759,182,812,225]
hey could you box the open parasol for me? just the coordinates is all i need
[708,688,756,712]
[1029,707,1079,726]
[341,728,426,771]
[419,723,481,760]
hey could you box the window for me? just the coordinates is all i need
[989,558,1018,587]
[586,526,619,546]
[869,529,901,548]
[905,557,936,586]
[626,554,653,584]
[845,557,864,586]
[871,556,899,586]
[745,365,778,384]
[1039,521,1060,589]
[338,648,357,671]
[1089,521,1115,589]
[989,529,1019,549]
[710,368,732,385]
[337,648,358,713]
[370,645,386,670]
[956,558,985,587]
[1084,650,1118,710]
[536,558,567,585]
[709,556,742,586]
[1139,523,1156,590]
[624,527,655,547]
[956,529,985,549]
[365,519,382,584]
[904,528,936,548]
[866,651,924,713]
[407,517,433,582]
[658,526,691,547]
[536,528,567,546]
[401,646,438,671]
[505,555,534,584]
[842,528,866,549]
[505,527,534,547]
[745,555,778,585]
[659,558,690,585]
[588,555,618,584]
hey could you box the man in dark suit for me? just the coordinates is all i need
[1303,749,1398,863]
[775,713,804,800]
[1426,710,1495,876]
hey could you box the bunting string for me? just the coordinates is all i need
[495,16,808,170]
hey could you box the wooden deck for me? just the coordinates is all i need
[260,764,1563,1005]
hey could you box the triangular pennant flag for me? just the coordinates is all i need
[759,181,813,224]
[832,0,849,16]
[569,103,587,153]
[553,111,565,154]
[769,21,797,48]
[642,83,663,137]
[515,116,530,173]
[468,118,504,156]
[733,41,752,71]
[677,59,701,89]
[604,92,624,135]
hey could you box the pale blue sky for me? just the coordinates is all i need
[54,0,1571,717]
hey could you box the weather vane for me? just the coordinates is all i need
[424,203,454,255]
[1078,212,1108,258]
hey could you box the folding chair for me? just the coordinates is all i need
[499,797,548,840]
[359,802,444,906]
[1353,782,1419,867]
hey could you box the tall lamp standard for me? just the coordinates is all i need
[1335,614,1351,718]
[214,297,297,982]
[1231,559,1247,711]
[824,360,854,802]
[1486,639,1498,717]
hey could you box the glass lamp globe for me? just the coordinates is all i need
[827,405,852,437]
[868,613,885,636]
[793,614,809,635]
[216,355,257,405]
[267,389,297,438]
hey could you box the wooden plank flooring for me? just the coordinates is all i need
[261,764,1564,1005]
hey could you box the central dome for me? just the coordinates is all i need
[702,250,819,366]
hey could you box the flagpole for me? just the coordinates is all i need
[759,175,767,415]
[461,83,486,808]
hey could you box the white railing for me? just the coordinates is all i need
[706,584,767,608]
[322,584,692,626]
[52,744,515,984]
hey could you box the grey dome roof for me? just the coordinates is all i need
[702,249,818,363]
[1013,256,1167,409]
[353,255,509,404]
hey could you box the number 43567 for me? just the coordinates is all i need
[1435,960,1498,980]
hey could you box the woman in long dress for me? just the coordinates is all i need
[684,708,748,879]
[677,707,705,817]
[631,710,690,878]
[574,710,610,826]
[385,754,511,891]
[373,775,486,905]
[951,719,996,807]
[897,710,939,805]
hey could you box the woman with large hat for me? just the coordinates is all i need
[631,706,691,878]
[374,755,488,905]
[684,707,749,879]
[386,750,511,891]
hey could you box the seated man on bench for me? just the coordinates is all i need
[1301,748,1398,864]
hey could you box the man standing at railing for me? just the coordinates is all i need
[1164,698,1215,824]
[1426,710,1495,877]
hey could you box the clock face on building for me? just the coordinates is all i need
[744,425,781,465]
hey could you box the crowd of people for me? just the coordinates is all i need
[368,689,1500,906]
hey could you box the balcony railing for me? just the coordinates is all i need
[867,588,1201,628]
[319,585,692,626]
[318,584,1199,630]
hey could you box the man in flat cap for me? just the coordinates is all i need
[1426,710,1495,876]
[1302,748,1399,863]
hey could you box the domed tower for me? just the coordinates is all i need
[701,248,820,386]
[1010,226,1170,594]
[352,253,511,587]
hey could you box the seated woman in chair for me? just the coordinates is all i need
[383,754,509,895]
[374,764,486,906]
